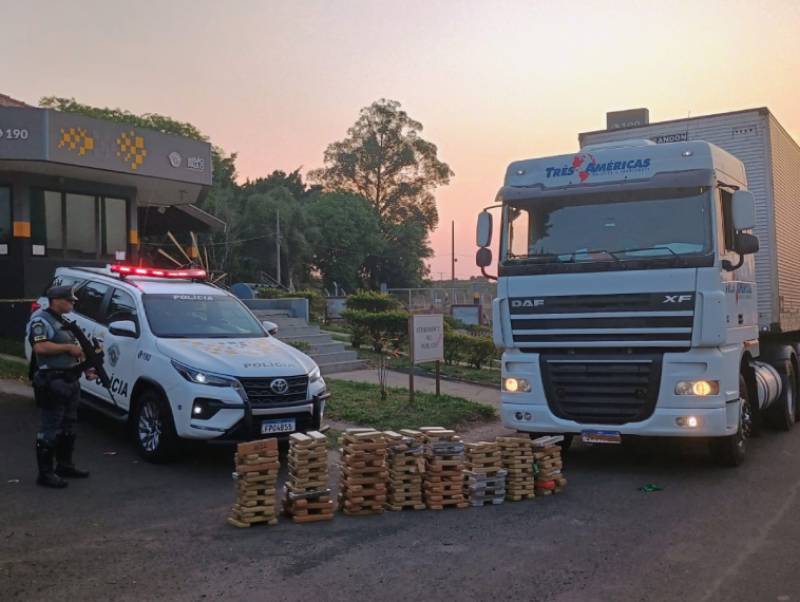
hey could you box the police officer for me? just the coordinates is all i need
[28,285,97,488]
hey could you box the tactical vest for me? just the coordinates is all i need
[30,309,81,371]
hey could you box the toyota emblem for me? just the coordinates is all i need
[270,378,289,395]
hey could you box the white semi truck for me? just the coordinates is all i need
[476,108,800,465]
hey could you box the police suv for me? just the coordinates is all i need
[26,265,328,462]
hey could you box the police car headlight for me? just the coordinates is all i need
[171,359,238,387]
[308,366,322,383]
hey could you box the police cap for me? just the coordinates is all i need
[46,285,78,302]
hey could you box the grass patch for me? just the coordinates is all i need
[356,349,500,387]
[0,337,25,358]
[0,359,28,381]
[325,379,496,431]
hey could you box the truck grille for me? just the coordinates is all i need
[509,292,695,348]
[540,356,662,425]
[239,375,309,407]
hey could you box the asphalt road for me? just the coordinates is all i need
[3,393,800,602]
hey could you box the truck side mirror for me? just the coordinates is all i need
[476,247,493,268]
[476,211,493,248]
[735,232,759,255]
[732,190,756,231]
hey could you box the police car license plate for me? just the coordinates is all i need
[581,430,622,444]
[261,418,296,434]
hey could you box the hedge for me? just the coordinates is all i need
[444,331,498,369]
[346,290,401,313]
[342,308,409,352]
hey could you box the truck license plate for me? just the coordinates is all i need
[261,418,296,434]
[581,430,622,444]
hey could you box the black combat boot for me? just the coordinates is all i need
[55,433,90,478]
[36,440,68,488]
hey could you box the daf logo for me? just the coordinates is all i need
[511,299,545,308]
[663,295,693,304]
[270,378,289,395]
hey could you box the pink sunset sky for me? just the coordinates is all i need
[4,0,800,278]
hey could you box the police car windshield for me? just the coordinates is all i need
[504,186,712,264]
[142,294,266,339]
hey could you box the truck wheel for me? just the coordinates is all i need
[710,375,752,467]
[132,388,178,463]
[766,360,797,431]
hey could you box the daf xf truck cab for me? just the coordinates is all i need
[477,139,796,465]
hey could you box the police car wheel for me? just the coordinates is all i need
[132,389,177,463]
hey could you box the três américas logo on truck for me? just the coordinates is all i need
[545,153,652,182]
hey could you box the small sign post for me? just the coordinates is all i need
[409,313,445,401]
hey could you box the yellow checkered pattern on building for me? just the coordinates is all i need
[116,129,148,170]
[58,127,95,156]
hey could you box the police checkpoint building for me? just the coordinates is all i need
[0,94,222,337]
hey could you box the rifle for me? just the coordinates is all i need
[59,316,118,408]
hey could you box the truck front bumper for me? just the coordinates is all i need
[501,401,738,438]
[500,346,741,438]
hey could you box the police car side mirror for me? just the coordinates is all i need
[109,320,137,338]
[262,320,279,336]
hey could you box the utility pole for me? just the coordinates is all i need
[275,210,281,286]
[451,220,456,309]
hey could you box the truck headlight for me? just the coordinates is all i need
[503,377,531,393]
[308,366,322,383]
[675,380,719,396]
[171,359,240,388]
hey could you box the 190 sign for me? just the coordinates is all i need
[0,128,30,140]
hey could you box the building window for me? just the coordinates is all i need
[65,193,98,257]
[0,186,10,247]
[31,190,64,256]
[31,189,128,259]
[102,197,127,258]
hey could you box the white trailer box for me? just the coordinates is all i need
[579,108,800,333]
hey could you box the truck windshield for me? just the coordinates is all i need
[142,294,266,338]
[504,186,712,266]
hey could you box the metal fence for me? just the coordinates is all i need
[387,284,496,324]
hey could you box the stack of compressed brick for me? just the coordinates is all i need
[283,431,335,523]
[422,429,468,510]
[532,435,567,496]
[338,429,388,516]
[498,436,536,501]
[383,429,426,511]
[463,441,507,507]
[227,438,280,528]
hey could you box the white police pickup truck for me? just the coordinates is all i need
[26,265,328,462]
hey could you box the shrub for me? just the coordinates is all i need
[444,331,498,369]
[343,308,409,353]
[346,290,401,313]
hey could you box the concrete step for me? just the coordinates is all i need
[312,350,360,364]
[274,325,322,337]
[251,309,292,319]
[305,340,349,354]
[268,317,312,328]
[278,333,333,345]
[319,359,369,375]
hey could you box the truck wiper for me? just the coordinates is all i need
[564,249,621,263]
[608,246,680,259]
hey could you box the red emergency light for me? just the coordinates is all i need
[110,264,208,280]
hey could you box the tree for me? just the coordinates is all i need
[309,99,453,231]
[237,186,315,287]
[306,192,383,293]
[367,220,432,288]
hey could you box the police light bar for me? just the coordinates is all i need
[110,265,208,280]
